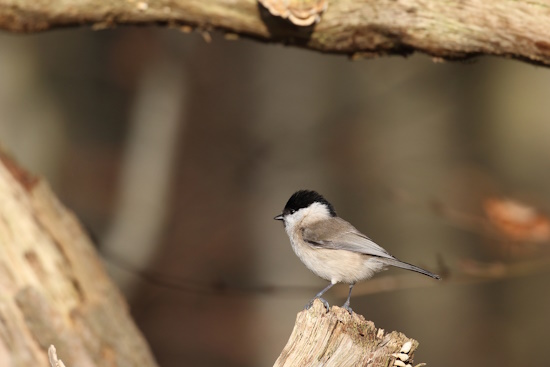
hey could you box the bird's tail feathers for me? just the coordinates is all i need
[380,257,441,279]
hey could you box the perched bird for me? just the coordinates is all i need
[274,190,440,313]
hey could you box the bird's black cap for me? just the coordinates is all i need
[281,190,336,217]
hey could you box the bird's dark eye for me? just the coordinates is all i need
[283,208,296,216]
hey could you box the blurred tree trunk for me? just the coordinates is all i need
[129,37,261,366]
[0,149,158,367]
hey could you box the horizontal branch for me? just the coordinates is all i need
[0,0,549,66]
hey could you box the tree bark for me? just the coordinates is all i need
[275,299,420,367]
[0,0,549,66]
[0,150,158,367]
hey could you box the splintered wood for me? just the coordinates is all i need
[274,300,420,367]
[48,345,67,367]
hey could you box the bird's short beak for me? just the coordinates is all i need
[274,214,284,221]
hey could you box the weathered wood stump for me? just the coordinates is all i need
[275,299,419,367]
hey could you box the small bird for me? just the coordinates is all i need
[274,190,440,313]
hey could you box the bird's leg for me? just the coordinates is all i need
[342,283,355,314]
[306,283,334,312]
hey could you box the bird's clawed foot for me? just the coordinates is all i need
[342,301,353,314]
[305,297,330,312]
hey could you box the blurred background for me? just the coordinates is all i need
[1,26,550,367]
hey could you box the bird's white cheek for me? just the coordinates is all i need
[282,214,301,235]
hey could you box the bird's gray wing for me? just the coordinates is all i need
[301,218,394,259]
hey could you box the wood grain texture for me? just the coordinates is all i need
[0,0,549,65]
[274,299,420,367]
[0,150,158,367]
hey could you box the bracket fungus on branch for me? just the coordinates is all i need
[258,0,328,26]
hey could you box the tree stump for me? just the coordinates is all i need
[275,299,420,367]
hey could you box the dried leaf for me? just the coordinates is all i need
[483,198,550,243]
